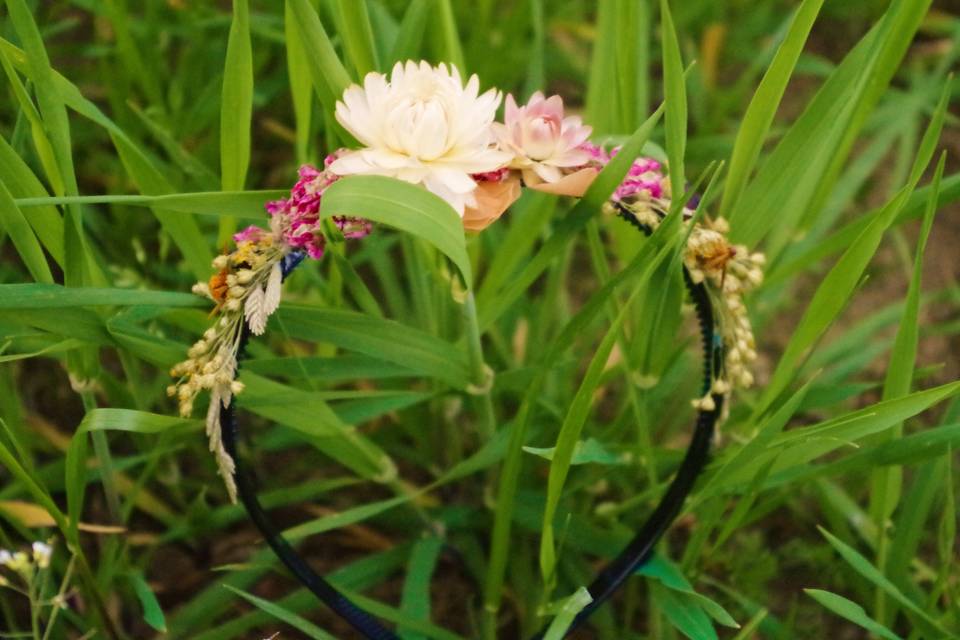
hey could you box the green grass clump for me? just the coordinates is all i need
[0,1,958,638]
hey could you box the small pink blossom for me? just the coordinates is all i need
[576,142,667,202]
[233,225,266,244]
[579,141,610,165]
[472,168,511,183]
[263,162,371,260]
[333,216,372,239]
[494,92,593,184]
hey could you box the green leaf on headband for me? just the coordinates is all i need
[320,175,474,288]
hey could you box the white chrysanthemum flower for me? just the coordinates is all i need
[329,60,511,215]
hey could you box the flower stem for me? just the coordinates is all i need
[79,390,122,523]
[462,291,501,640]
[41,555,75,640]
[462,292,496,443]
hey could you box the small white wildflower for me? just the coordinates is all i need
[32,542,51,569]
[9,552,29,573]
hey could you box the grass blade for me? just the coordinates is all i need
[336,0,380,75]
[756,82,948,414]
[219,0,254,243]
[718,0,825,220]
[804,589,902,640]
[288,0,353,116]
[320,175,473,288]
[818,527,949,637]
[0,177,53,283]
[223,585,337,639]
[660,0,686,195]
[389,0,429,63]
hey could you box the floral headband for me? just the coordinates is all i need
[168,61,763,638]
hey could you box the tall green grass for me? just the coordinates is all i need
[0,1,958,638]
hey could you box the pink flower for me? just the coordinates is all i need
[576,143,667,202]
[472,168,511,183]
[493,92,593,184]
[579,141,610,165]
[233,225,266,244]
[333,216,372,239]
[263,163,371,260]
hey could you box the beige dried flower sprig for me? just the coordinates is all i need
[168,230,286,502]
[611,196,764,416]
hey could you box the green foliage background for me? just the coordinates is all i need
[0,0,958,638]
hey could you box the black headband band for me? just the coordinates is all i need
[214,203,724,639]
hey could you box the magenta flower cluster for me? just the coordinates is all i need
[237,160,372,260]
[578,142,665,201]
